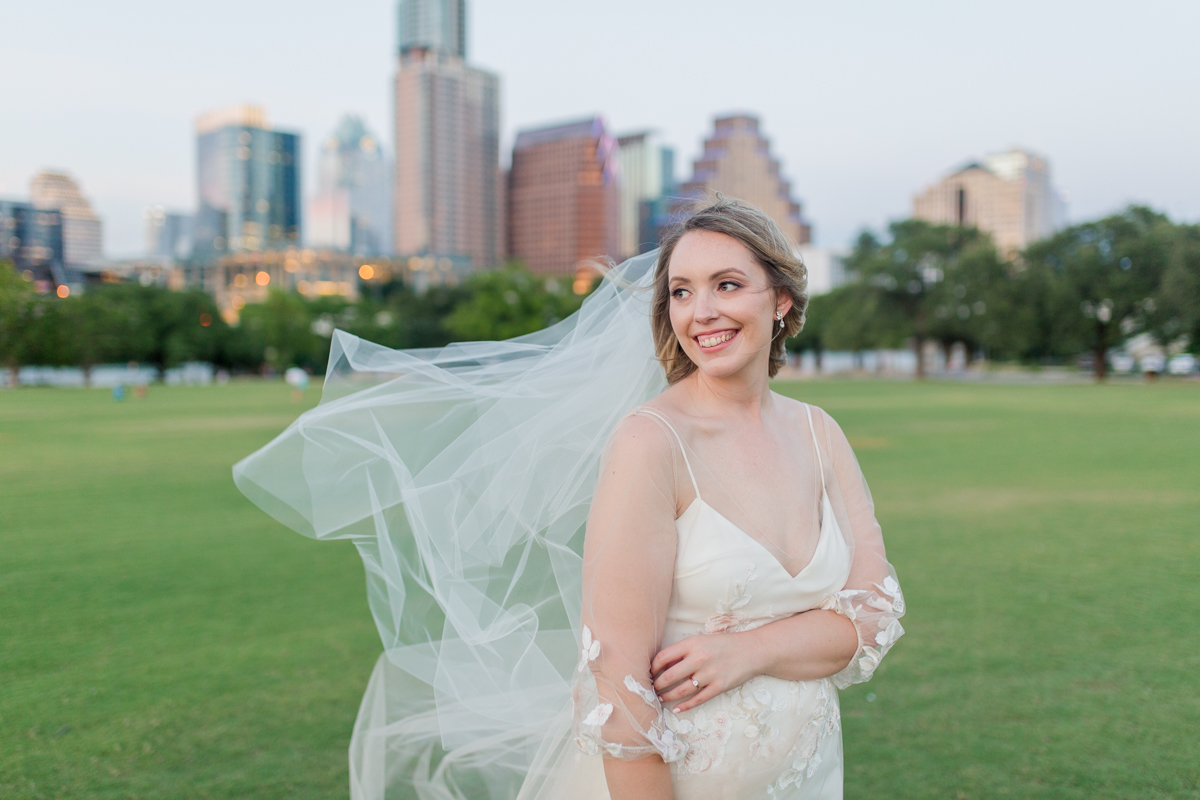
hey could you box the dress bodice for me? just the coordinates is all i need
[665,493,851,646]
[634,406,853,649]
[628,406,853,798]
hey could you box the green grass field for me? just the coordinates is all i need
[2,380,1197,799]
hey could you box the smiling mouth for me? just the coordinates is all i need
[696,330,737,349]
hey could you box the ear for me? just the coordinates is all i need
[775,291,793,319]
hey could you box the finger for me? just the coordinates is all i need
[658,681,700,705]
[671,682,722,714]
[651,654,686,682]
[650,642,688,675]
[652,657,696,693]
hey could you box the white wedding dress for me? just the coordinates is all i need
[232,251,903,800]
[527,403,904,800]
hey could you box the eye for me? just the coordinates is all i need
[670,287,691,300]
[717,280,742,292]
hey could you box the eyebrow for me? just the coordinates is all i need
[669,267,750,285]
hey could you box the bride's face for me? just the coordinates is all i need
[667,230,791,381]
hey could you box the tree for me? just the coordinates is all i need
[1023,207,1173,380]
[148,289,228,371]
[0,261,35,385]
[840,222,1000,377]
[239,289,322,372]
[1146,222,1200,355]
[445,264,586,342]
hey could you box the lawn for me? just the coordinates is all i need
[1,379,1197,799]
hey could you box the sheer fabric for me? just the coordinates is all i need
[232,249,904,800]
[557,401,904,798]
[234,252,666,799]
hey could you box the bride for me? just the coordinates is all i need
[234,197,904,800]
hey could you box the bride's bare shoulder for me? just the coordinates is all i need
[606,407,676,465]
[771,392,841,435]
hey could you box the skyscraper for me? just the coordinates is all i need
[615,131,675,259]
[0,200,64,288]
[393,0,501,272]
[144,206,193,262]
[912,148,1066,254]
[308,116,392,255]
[507,117,622,277]
[674,114,811,247]
[193,105,300,261]
[29,170,103,268]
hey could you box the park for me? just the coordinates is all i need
[3,378,1197,799]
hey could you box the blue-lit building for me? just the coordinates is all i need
[144,206,194,262]
[308,115,392,256]
[193,105,300,262]
[0,200,66,289]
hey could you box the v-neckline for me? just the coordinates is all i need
[679,492,837,581]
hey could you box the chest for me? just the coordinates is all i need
[666,497,851,635]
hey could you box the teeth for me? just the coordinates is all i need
[698,331,735,348]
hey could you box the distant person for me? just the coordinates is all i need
[235,197,905,800]
[285,367,309,401]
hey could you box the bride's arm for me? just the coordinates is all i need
[654,407,904,711]
[651,608,858,711]
[577,414,683,799]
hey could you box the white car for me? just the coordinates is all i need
[1167,353,1197,375]
[1139,354,1166,374]
[1109,352,1135,373]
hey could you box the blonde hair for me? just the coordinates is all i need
[652,195,808,384]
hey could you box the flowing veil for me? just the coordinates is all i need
[233,251,666,799]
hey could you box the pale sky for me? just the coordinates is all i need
[2,0,1197,258]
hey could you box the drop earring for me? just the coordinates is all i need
[775,311,784,329]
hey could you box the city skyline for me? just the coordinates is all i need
[1,0,1197,258]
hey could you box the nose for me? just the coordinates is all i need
[693,288,719,322]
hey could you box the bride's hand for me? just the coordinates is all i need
[650,631,763,713]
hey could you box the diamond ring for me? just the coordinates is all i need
[692,679,699,687]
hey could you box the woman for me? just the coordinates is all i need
[234,197,903,800]
[565,198,904,799]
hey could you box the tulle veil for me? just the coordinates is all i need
[233,251,667,799]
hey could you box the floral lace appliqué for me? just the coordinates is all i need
[703,564,758,634]
[676,708,733,775]
[768,680,841,796]
[820,575,905,688]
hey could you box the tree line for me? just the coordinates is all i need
[2,205,1197,383]
[791,206,1200,379]
[0,263,587,382]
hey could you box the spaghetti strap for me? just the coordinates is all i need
[805,403,827,492]
[632,408,701,500]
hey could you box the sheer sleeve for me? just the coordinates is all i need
[572,413,689,763]
[815,408,906,689]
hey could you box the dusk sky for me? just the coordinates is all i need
[2,0,1197,258]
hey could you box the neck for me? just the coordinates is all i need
[679,354,775,421]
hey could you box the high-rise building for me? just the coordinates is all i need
[507,117,622,277]
[912,148,1066,254]
[308,115,392,255]
[144,206,193,262]
[796,245,847,296]
[393,0,501,273]
[29,170,103,268]
[398,0,464,56]
[674,114,811,247]
[0,200,65,289]
[616,131,675,259]
[193,105,300,262]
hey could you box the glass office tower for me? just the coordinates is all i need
[194,105,300,261]
[393,0,501,271]
[308,115,392,255]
